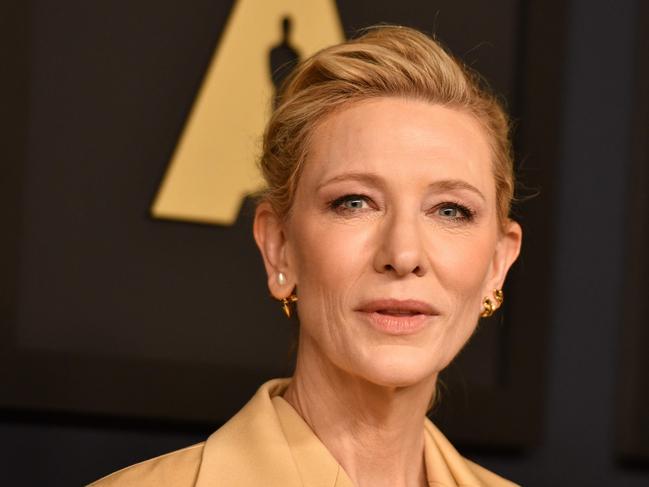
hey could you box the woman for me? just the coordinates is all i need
[91,26,522,487]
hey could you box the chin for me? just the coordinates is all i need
[355,346,441,388]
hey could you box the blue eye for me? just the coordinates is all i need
[435,202,475,222]
[330,194,371,212]
[439,206,459,218]
[343,197,367,209]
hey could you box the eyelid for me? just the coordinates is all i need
[329,193,376,212]
[430,201,476,221]
[327,193,476,221]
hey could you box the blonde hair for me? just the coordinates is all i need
[259,25,515,226]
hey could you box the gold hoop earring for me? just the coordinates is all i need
[481,297,496,318]
[279,294,298,318]
[480,289,504,318]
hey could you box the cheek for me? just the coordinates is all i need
[432,231,496,302]
[291,218,370,288]
[288,219,371,327]
[287,218,374,371]
[427,233,497,370]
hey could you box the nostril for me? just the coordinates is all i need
[382,263,424,277]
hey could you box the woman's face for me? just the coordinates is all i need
[257,97,521,388]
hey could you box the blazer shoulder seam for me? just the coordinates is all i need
[87,442,205,486]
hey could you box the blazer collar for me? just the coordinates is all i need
[194,378,486,487]
[195,378,343,487]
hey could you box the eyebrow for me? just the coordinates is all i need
[428,179,486,202]
[317,172,385,191]
[317,172,486,202]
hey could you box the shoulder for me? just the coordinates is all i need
[464,458,520,487]
[87,442,205,487]
[423,419,519,487]
[87,379,295,487]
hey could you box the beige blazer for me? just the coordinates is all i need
[89,378,518,487]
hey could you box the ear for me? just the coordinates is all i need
[483,219,523,295]
[253,201,294,299]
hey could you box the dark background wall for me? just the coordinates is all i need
[472,0,649,484]
[1,0,647,485]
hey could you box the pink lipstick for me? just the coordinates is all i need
[356,299,437,335]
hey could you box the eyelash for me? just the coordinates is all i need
[329,194,373,213]
[434,201,476,222]
[328,194,476,222]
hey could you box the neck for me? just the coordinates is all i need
[282,334,436,487]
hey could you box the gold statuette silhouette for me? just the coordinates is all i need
[152,0,344,226]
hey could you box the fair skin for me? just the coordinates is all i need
[254,97,522,487]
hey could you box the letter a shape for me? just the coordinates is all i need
[151,0,344,225]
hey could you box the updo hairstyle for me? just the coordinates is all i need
[258,25,515,227]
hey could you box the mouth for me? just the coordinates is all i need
[377,310,421,316]
[356,299,437,335]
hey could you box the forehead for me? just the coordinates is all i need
[300,97,494,196]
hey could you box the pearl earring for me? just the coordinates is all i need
[277,272,287,286]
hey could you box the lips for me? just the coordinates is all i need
[357,299,436,316]
[356,299,437,335]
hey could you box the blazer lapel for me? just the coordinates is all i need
[273,395,355,487]
[194,379,303,487]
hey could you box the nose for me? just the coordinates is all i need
[373,211,428,278]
